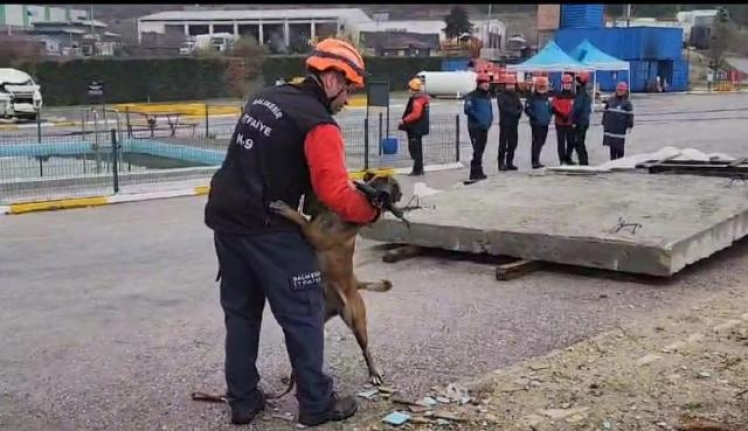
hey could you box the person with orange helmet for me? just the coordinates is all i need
[524,76,553,169]
[204,38,379,427]
[463,72,494,181]
[496,74,522,171]
[399,76,430,176]
[602,81,634,160]
[551,73,577,165]
[568,71,592,166]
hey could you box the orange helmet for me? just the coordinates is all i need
[305,38,366,89]
[561,74,574,84]
[576,71,590,84]
[504,75,517,85]
[476,72,491,83]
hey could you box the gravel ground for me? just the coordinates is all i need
[2,93,748,431]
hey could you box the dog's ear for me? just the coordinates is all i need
[362,171,377,183]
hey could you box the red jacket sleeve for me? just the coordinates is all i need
[402,98,425,124]
[304,124,379,224]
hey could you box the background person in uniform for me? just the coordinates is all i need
[204,38,380,428]
[398,77,430,176]
[496,75,522,171]
[551,74,576,165]
[524,76,553,169]
[602,81,634,161]
[463,73,494,181]
[569,71,592,166]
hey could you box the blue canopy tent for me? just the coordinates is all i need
[569,39,630,93]
[506,40,594,92]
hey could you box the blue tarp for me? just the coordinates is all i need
[507,40,592,72]
[570,39,630,71]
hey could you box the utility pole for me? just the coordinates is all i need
[625,4,632,27]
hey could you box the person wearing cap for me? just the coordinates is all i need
[204,38,379,427]
[551,74,576,165]
[399,77,430,176]
[569,71,592,166]
[496,75,522,171]
[524,76,553,169]
[602,81,634,160]
[463,73,494,180]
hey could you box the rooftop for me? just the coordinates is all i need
[138,8,373,23]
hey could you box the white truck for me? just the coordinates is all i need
[0,68,43,121]
[179,33,239,55]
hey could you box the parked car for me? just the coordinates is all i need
[0,68,43,121]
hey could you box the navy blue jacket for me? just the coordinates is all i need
[524,92,553,127]
[463,89,493,130]
[602,95,634,144]
[571,85,592,127]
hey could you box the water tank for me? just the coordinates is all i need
[560,4,605,28]
[417,71,477,98]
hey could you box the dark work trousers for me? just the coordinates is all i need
[568,125,589,166]
[213,230,333,417]
[498,123,519,168]
[555,125,574,164]
[407,133,424,174]
[530,125,549,167]
[609,141,626,160]
[468,127,489,177]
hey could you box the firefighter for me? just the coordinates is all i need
[496,76,522,171]
[569,71,592,166]
[463,72,494,180]
[524,76,553,169]
[204,38,379,427]
[602,81,634,160]
[399,77,430,176]
[552,74,576,165]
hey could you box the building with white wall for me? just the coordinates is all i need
[0,5,89,30]
[137,8,372,46]
[138,7,506,51]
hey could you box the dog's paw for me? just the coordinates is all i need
[369,371,384,386]
[268,200,291,214]
[381,279,393,292]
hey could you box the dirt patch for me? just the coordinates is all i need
[351,288,748,430]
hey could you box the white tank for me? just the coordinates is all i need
[416,71,477,98]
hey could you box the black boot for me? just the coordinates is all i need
[229,392,266,425]
[298,393,358,427]
[498,158,507,171]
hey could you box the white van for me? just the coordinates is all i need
[0,68,44,121]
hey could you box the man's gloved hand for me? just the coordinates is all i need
[354,181,390,208]
[397,122,406,131]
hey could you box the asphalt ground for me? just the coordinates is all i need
[2,93,748,430]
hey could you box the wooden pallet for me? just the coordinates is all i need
[381,244,543,281]
[379,244,672,284]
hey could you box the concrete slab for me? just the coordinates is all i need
[361,172,748,276]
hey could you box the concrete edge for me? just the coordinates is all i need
[0,162,465,217]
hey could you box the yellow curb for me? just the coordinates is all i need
[50,121,77,127]
[347,96,368,108]
[194,186,210,195]
[192,169,396,196]
[0,124,19,130]
[8,196,109,215]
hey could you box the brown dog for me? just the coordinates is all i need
[267,173,403,390]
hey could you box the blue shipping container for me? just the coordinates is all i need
[560,4,604,29]
[669,59,689,91]
[594,70,630,92]
[441,58,471,72]
[554,27,683,61]
[628,60,658,92]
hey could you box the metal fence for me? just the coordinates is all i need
[0,106,461,205]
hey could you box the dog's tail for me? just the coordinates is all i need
[358,279,393,292]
